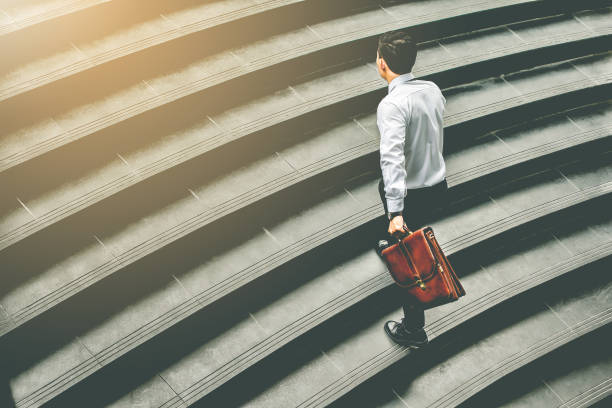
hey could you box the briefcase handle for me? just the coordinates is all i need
[394,231,427,290]
[393,222,413,238]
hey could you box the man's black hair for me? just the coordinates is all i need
[377,31,417,75]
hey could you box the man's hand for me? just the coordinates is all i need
[388,214,411,238]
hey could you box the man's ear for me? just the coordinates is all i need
[378,56,387,72]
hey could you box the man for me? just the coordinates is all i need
[375,30,449,347]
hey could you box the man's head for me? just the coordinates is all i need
[376,31,417,82]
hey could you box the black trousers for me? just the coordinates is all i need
[378,177,449,330]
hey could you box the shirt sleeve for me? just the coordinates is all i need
[377,100,408,213]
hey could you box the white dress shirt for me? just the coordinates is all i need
[377,72,447,213]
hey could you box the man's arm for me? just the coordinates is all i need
[377,100,408,214]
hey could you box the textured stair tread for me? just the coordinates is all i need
[238,246,612,407]
[1,0,589,174]
[0,2,177,92]
[9,336,98,406]
[576,6,612,31]
[0,188,210,315]
[107,375,180,408]
[398,288,612,408]
[6,117,612,340]
[460,331,611,408]
[552,212,612,258]
[486,168,580,215]
[70,0,258,60]
[4,142,604,406]
[574,52,612,84]
[568,100,612,129]
[2,31,608,258]
[159,254,383,398]
[522,8,612,63]
[431,211,612,334]
[4,187,366,405]
[0,232,114,318]
[0,0,532,103]
[0,199,36,240]
[6,49,575,304]
[1,19,607,251]
[0,0,435,124]
[494,102,612,152]
[367,309,569,408]
[0,90,608,342]
[560,151,612,192]
[504,60,590,96]
[443,171,562,241]
[529,360,612,407]
[0,0,297,99]
[444,55,600,126]
[438,24,521,59]
[10,138,612,404]
[233,234,567,405]
[65,167,612,407]
[77,280,195,357]
[0,0,106,35]
[501,377,612,408]
[351,285,611,408]
[0,118,584,333]
[1,2,611,407]
[0,153,134,235]
[113,248,612,408]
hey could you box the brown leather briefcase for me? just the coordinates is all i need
[381,226,465,308]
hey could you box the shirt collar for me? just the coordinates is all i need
[388,72,415,94]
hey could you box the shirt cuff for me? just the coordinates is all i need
[386,197,404,213]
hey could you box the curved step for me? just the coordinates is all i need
[0,0,545,104]
[329,274,612,408]
[0,0,304,101]
[2,15,609,254]
[1,66,609,345]
[558,383,612,408]
[0,58,609,340]
[459,326,611,408]
[397,317,612,408]
[158,213,612,408]
[183,222,612,408]
[9,0,610,107]
[0,23,608,258]
[2,14,609,254]
[19,149,612,408]
[0,0,107,36]
[3,0,603,173]
[2,2,610,407]
[420,314,611,408]
[178,149,605,404]
[1,19,609,255]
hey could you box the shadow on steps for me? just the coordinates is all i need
[0,362,15,408]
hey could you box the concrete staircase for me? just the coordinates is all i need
[0,1,610,407]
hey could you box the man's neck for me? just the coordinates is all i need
[385,72,400,84]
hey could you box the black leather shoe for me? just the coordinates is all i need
[384,319,429,348]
